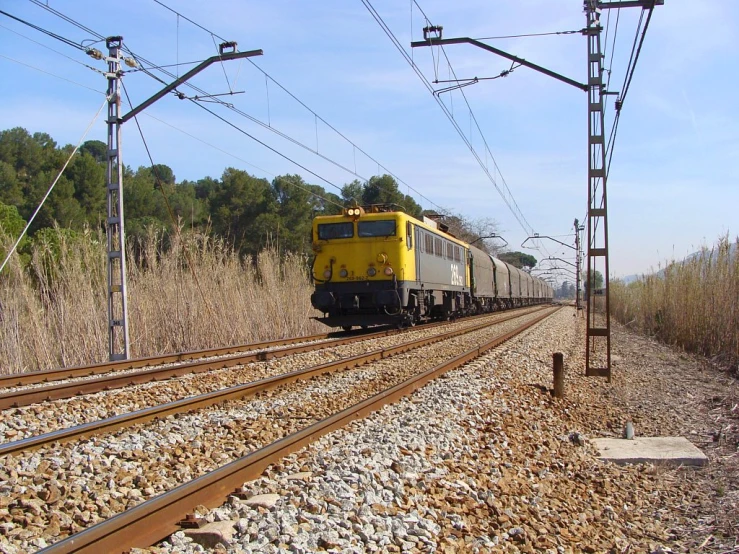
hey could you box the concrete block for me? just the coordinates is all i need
[592,436,707,467]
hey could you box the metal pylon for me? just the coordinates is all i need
[105,36,130,361]
[584,3,611,380]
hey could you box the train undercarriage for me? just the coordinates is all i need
[311,281,542,330]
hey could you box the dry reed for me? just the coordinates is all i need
[0,228,323,375]
[611,234,738,372]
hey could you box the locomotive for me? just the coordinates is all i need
[310,205,553,329]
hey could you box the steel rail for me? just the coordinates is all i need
[0,333,333,388]
[0,307,544,410]
[0,307,549,457]
[39,307,558,554]
[0,327,404,409]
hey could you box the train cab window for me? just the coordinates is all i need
[434,237,443,257]
[358,220,396,237]
[317,222,353,240]
[406,222,413,249]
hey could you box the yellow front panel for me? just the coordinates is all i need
[312,212,417,283]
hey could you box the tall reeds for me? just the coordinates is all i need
[0,228,323,375]
[611,235,738,372]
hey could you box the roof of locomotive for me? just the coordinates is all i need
[313,208,470,247]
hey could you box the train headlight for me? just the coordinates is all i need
[323,269,331,279]
[339,269,348,278]
[367,267,377,277]
[384,266,394,276]
[347,208,356,216]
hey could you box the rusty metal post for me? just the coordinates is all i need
[553,352,564,398]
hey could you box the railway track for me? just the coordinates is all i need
[0,308,537,410]
[0,308,548,456]
[0,306,558,553]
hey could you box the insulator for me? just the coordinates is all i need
[86,48,104,60]
[123,57,137,68]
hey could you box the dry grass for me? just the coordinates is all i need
[611,234,738,373]
[0,228,323,375]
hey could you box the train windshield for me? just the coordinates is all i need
[317,222,354,240]
[358,220,396,237]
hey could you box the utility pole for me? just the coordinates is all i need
[583,0,663,382]
[574,218,582,311]
[583,1,611,379]
[410,0,662,380]
[104,37,129,361]
[93,38,263,361]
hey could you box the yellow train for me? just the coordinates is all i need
[310,206,553,329]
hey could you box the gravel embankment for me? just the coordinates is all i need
[143,307,736,554]
[0,310,547,552]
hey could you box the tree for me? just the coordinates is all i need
[361,175,422,218]
[588,270,604,290]
[80,140,107,163]
[340,180,363,207]
[209,168,278,255]
[272,174,322,255]
[498,251,537,270]
[0,201,28,264]
[66,150,105,227]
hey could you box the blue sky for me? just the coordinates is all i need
[1,0,736,280]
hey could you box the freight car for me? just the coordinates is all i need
[310,206,553,329]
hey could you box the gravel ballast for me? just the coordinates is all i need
[2,307,736,553]
[150,307,737,553]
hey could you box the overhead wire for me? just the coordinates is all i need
[142,111,345,211]
[145,0,453,215]
[26,0,449,213]
[0,8,88,51]
[121,79,220,323]
[0,53,104,95]
[605,6,653,178]
[474,29,582,41]
[407,0,556,259]
[24,0,364,206]
[362,0,535,235]
[0,22,105,76]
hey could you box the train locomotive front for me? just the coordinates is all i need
[310,207,470,329]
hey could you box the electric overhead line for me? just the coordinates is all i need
[24,0,367,206]
[0,8,87,51]
[141,111,345,211]
[120,79,218,324]
[17,1,356,215]
[605,7,654,175]
[24,0,455,216]
[369,0,555,258]
[406,0,558,260]
[145,0,454,216]
[0,22,105,76]
[0,53,104,95]
[474,29,582,41]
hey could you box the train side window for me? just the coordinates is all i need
[406,222,413,249]
[424,233,433,253]
[454,246,461,262]
[434,237,443,257]
[446,242,453,260]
